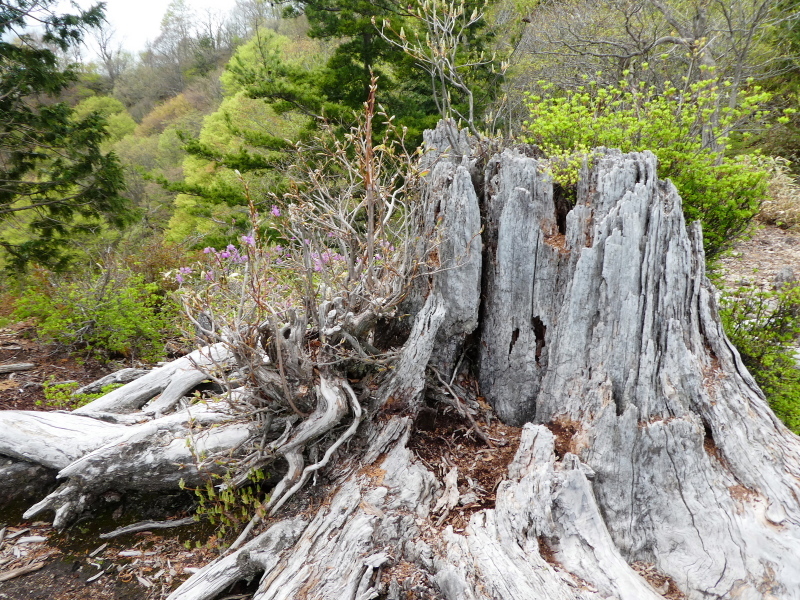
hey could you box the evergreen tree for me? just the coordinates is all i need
[230,0,501,142]
[170,1,503,246]
[0,0,129,269]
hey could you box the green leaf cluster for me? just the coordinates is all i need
[720,283,800,434]
[13,269,180,363]
[163,32,311,245]
[180,468,270,546]
[523,77,771,260]
[38,379,123,410]
[72,96,137,143]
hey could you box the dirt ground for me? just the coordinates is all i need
[0,512,220,600]
[716,223,800,288]
[1,223,797,600]
[0,320,115,412]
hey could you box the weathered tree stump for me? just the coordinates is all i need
[2,122,800,599]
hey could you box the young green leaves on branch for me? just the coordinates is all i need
[523,75,771,259]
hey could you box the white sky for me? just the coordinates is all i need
[68,0,239,55]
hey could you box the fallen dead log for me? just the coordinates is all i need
[24,403,254,529]
[0,411,127,470]
[73,342,235,416]
[0,363,35,374]
[72,367,150,396]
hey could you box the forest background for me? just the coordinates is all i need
[2,0,800,434]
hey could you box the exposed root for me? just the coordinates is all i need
[228,374,362,551]
[268,378,363,516]
[99,517,197,539]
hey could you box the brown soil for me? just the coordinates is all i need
[716,224,800,289]
[409,388,522,532]
[0,321,115,412]
[0,517,218,600]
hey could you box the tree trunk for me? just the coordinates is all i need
[3,122,800,599]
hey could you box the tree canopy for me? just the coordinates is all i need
[0,0,129,269]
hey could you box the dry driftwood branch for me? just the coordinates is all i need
[99,517,197,539]
[72,368,149,396]
[73,343,235,416]
[0,362,35,374]
[0,561,46,582]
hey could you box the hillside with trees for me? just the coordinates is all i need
[2,0,800,598]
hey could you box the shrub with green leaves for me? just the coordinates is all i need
[13,268,180,363]
[180,468,270,547]
[38,379,123,410]
[523,75,773,260]
[720,283,800,434]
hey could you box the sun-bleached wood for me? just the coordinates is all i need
[73,343,234,416]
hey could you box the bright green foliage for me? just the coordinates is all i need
[180,468,270,546]
[38,379,123,410]
[720,283,800,434]
[164,33,310,245]
[523,77,771,260]
[73,96,137,143]
[296,0,443,139]
[171,3,501,247]
[0,0,130,270]
[13,269,180,363]
[232,1,499,143]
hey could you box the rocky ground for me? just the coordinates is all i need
[0,223,798,600]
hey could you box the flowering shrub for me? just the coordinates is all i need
[172,88,420,357]
[166,83,439,547]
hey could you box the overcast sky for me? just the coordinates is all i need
[68,0,239,55]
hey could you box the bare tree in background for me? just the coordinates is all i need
[93,26,132,87]
[508,0,800,133]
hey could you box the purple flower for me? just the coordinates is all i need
[271,205,281,217]
[203,247,214,254]
[175,273,184,284]
[241,235,255,246]
[204,270,214,281]
[226,244,237,252]
[220,251,231,259]
[179,266,192,274]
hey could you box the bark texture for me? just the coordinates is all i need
[3,122,800,599]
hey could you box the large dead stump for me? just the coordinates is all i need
[3,122,800,599]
